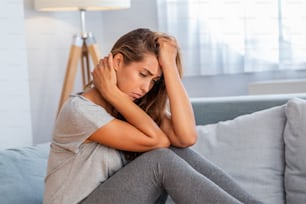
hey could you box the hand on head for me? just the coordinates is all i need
[92,53,118,100]
[157,36,178,70]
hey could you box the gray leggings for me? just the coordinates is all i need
[80,147,261,204]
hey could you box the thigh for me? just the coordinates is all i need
[81,148,244,204]
[169,146,261,204]
[80,149,167,204]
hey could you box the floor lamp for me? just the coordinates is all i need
[34,0,130,114]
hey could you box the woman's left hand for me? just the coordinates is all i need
[157,36,198,148]
[157,37,178,70]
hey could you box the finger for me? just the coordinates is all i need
[104,54,114,72]
[158,36,177,46]
[103,56,109,70]
[107,53,114,69]
[94,58,105,76]
[98,58,104,66]
[98,56,108,68]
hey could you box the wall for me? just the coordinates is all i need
[24,0,104,144]
[0,0,32,149]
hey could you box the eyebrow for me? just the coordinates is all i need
[144,68,161,78]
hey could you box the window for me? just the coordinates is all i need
[157,0,306,76]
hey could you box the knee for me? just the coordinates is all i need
[170,146,194,155]
[143,148,173,159]
[141,148,176,164]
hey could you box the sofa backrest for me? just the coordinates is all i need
[191,93,306,125]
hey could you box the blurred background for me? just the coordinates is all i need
[1,0,306,148]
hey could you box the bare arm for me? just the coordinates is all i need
[158,37,197,147]
[88,54,170,152]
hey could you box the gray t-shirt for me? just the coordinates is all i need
[43,94,125,204]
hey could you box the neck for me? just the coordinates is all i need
[82,87,112,112]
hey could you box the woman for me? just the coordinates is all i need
[43,28,260,204]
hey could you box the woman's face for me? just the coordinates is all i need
[115,53,162,101]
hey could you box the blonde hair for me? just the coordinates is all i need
[110,28,183,125]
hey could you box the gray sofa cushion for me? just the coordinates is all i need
[193,105,286,204]
[284,98,306,204]
[0,143,49,204]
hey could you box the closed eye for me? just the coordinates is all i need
[139,69,161,84]
[139,72,148,77]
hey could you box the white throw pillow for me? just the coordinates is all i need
[284,98,306,204]
[192,105,286,204]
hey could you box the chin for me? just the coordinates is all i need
[129,96,136,101]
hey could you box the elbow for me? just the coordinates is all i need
[190,133,198,146]
[181,136,197,148]
[177,130,198,148]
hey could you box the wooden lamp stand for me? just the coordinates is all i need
[34,1,131,115]
[57,9,100,114]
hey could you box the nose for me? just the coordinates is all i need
[140,80,153,94]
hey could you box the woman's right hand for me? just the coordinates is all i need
[92,53,119,101]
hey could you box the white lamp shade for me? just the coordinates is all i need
[34,0,130,11]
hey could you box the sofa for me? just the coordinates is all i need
[1,93,306,204]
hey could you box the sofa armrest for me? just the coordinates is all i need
[0,143,50,204]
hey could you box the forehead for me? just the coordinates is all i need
[139,54,161,76]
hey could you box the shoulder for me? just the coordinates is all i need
[59,94,104,117]
[56,94,113,129]
[53,94,114,148]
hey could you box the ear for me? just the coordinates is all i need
[113,53,124,71]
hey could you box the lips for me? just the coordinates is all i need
[131,93,142,99]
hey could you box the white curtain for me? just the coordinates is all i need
[157,0,306,76]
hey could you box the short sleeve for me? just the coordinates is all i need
[53,95,114,153]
